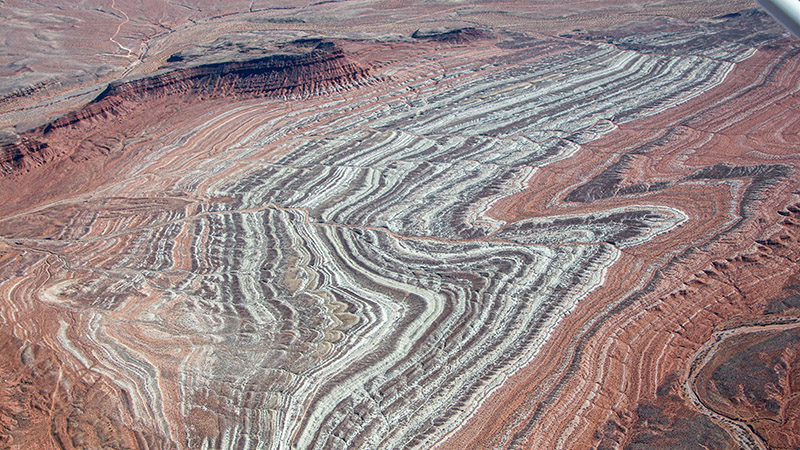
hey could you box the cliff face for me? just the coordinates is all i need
[1,41,370,176]
[92,44,369,104]
[0,137,53,175]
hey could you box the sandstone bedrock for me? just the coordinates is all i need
[0,1,798,449]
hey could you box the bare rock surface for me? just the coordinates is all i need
[1,2,799,449]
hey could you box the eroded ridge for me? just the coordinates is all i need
[0,8,795,450]
[437,12,800,450]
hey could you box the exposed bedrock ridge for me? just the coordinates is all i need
[0,41,371,176]
[0,10,794,450]
[88,43,371,106]
[411,27,493,43]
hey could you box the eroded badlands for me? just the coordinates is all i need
[0,3,799,449]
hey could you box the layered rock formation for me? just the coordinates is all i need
[0,3,798,449]
[1,38,370,176]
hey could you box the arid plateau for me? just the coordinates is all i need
[1,1,800,449]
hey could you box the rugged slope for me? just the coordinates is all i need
[0,6,798,450]
[1,38,370,177]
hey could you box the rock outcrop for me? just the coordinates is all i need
[0,5,798,450]
[1,39,370,177]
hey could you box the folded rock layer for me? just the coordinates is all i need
[0,5,798,450]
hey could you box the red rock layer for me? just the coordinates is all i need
[439,39,800,450]
[0,6,797,450]
[0,330,172,449]
[693,320,800,449]
[0,40,370,178]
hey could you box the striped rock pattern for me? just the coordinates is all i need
[0,7,795,450]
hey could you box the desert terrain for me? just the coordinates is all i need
[1,1,799,449]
